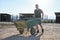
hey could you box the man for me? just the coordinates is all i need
[34,4,44,36]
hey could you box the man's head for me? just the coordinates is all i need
[35,4,39,9]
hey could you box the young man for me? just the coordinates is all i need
[34,4,44,35]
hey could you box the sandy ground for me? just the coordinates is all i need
[0,22,60,40]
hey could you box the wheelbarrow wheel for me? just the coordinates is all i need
[19,28,24,34]
[30,27,36,35]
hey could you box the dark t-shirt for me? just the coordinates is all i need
[34,9,43,18]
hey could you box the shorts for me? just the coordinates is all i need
[34,18,41,24]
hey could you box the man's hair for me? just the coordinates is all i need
[35,4,38,6]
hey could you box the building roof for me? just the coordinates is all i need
[0,13,11,15]
[20,13,34,14]
[19,13,34,16]
[55,12,60,15]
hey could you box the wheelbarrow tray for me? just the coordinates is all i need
[15,18,41,29]
[27,18,41,28]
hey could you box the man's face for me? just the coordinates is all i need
[35,5,39,9]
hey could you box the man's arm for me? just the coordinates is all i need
[39,9,44,25]
[41,10,44,19]
[39,9,44,19]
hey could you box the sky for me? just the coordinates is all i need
[0,0,60,19]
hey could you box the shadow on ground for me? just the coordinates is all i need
[2,34,40,40]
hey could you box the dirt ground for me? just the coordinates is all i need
[0,22,60,40]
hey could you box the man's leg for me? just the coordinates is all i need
[36,25,39,33]
[35,24,44,37]
[39,24,44,35]
[39,18,44,33]
[39,24,43,29]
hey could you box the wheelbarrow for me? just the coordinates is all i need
[15,18,44,35]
